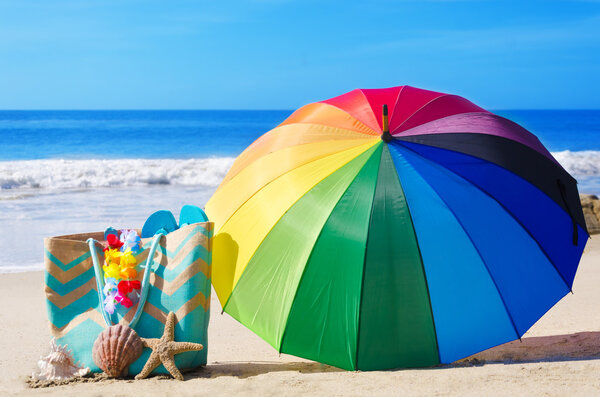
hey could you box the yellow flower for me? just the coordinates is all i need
[120,250,137,268]
[103,262,121,280]
[104,248,123,266]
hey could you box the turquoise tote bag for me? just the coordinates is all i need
[44,222,212,375]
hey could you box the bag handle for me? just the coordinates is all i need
[87,231,166,328]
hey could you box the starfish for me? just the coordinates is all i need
[135,311,203,381]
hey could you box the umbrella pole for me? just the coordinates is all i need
[381,104,392,143]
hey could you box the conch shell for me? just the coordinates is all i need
[92,324,143,377]
[32,338,90,381]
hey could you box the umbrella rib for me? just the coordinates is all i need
[390,112,558,166]
[393,140,575,293]
[395,145,522,340]
[318,91,381,135]
[222,144,381,354]
[355,86,405,133]
[393,133,580,219]
[276,149,378,354]
[217,141,377,233]
[356,88,382,133]
[220,125,378,187]
[392,165,442,363]
[353,148,385,370]
[279,107,380,136]
[391,94,450,134]
[220,143,378,316]
[276,121,378,136]
[227,133,374,177]
[353,188,376,370]
[388,85,407,128]
[214,138,375,223]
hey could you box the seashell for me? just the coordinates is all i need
[92,324,143,377]
[32,338,90,381]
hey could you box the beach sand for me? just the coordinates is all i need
[1,238,599,396]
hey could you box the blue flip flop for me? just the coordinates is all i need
[104,227,119,240]
[141,210,179,238]
[179,205,208,227]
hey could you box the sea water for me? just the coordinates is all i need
[0,110,598,272]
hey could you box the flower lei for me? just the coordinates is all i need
[102,229,143,315]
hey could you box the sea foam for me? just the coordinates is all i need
[552,150,600,177]
[0,151,598,192]
[0,157,235,190]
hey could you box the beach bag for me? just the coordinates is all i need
[43,222,213,375]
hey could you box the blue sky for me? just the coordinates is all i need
[0,0,599,109]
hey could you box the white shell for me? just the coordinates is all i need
[32,338,90,381]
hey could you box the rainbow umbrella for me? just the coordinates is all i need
[205,86,588,370]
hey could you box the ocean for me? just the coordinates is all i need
[0,109,599,272]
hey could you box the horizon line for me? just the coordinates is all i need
[0,108,599,112]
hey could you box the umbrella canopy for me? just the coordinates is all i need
[205,85,588,370]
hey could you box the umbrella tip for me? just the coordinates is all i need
[381,104,392,143]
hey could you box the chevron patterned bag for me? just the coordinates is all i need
[44,222,212,375]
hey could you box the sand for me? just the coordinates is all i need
[1,238,599,396]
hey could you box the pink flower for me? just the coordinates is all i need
[115,291,133,308]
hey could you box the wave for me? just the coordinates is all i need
[0,151,598,192]
[0,263,44,273]
[0,157,235,190]
[551,150,600,177]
